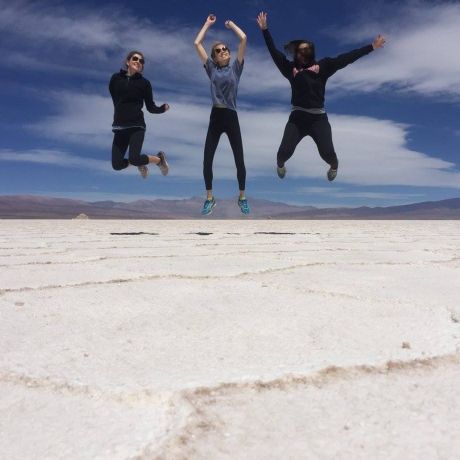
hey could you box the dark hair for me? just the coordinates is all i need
[210,42,230,60]
[295,41,315,59]
[284,40,316,61]
[125,50,145,68]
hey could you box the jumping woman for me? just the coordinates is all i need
[109,50,170,179]
[256,12,385,181]
[194,14,250,215]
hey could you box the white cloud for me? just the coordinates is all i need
[328,2,460,99]
[4,53,107,79]
[0,149,111,173]
[27,93,115,148]
[0,1,117,48]
[2,1,459,193]
[0,1,193,85]
[326,114,460,188]
[0,0,287,99]
[4,0,459,103]
[24,90,460,189]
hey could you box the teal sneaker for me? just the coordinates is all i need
[201,197,216,216]
[238,197,250,215]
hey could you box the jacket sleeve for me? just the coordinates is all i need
[322,44,374,78]
[109,74,117,103]
[144,80,166,114]
[262,29,292,80]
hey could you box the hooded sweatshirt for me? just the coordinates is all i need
[109,70,166,128]
[262,29,374,110]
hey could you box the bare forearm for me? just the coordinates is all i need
[226,21,246,42]
[194,23,210,46]
[226,20,247,63]
[194,21,212,63]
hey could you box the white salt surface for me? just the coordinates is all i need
[0,220,459,459]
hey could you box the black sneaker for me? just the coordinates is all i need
[277,165,286,179]
[327,167,338,181]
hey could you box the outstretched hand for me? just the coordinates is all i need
[257,11,268,30]
[206,14,216,26]
[163,104,170,112]
[373,34,386,50]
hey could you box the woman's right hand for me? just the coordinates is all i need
[257,12,268,30]
[206,14,216,26]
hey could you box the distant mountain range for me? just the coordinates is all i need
[0,195,459,219]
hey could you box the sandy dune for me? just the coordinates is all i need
[1,220,459,459]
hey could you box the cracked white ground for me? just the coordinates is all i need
[1,220,459,459]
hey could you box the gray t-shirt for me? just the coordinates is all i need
[204,58,244,111]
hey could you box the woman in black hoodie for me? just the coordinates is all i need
[109,50,170,178]
[257,12,385,181]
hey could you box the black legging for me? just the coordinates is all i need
[203,107,246,191]
[277,111,339,170]
[112,127,149,170]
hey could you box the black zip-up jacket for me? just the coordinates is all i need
[109,70,166,128]
[262,29,374,109]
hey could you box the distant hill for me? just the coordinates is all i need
[0,195,459,219]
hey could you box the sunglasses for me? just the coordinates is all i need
[214,46,229,55]
[131,56,145,65]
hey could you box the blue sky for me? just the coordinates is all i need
[0,0,459,207]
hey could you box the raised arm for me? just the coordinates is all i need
[194,14,216,64]
[225,20,247,64]
[323,35,386,78]
[256,12,291,79]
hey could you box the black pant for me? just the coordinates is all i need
[277,111,338,170]
[112,128,149,170]
[203,107,246,191]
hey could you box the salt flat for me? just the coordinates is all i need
[0,219,459,459]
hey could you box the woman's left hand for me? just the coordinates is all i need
[163,103,170,112]
[225,20,233,29]
[373,34,386,50]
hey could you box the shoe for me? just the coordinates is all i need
[138,165,149,179]
[201,197,216,216]
[327,167,337,181]
[157,151,169,176]
[238,197,250,215]
[277,165,286,179]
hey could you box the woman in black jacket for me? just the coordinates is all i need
[109,50,170,179]
[257,12,385,181]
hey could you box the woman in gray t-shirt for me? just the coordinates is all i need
[194,14,250,216]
